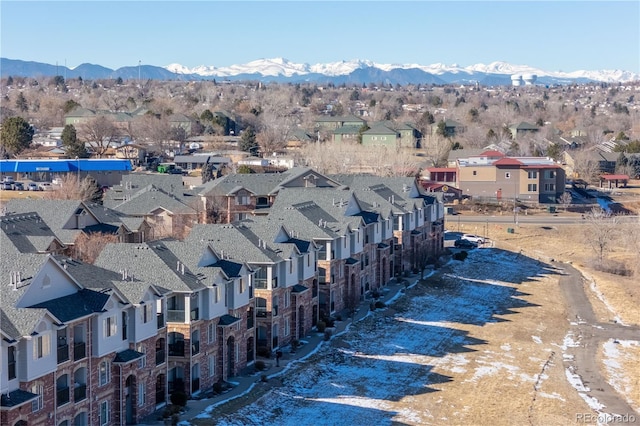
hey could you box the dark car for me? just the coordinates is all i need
[454,239,477,249]
[13,182,24,191]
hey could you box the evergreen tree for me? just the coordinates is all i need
[239,127,258,154]
[61,124,89,158]
[0,116,34,156]
[15,92,28,112]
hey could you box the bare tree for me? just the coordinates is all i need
[557,192,572,211]
[74,232,118,264]
[583,207,619,264]
[43,174,102,202]
[78,116,119,157]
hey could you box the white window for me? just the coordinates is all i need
[103,316,117,338]
[208,355,216,378]
[235,343,240,362]
[505,172,511,179]
[138,383,146,407]
[31,383,44,412]
[239,278,246,294]
[213,286,221,303]
[545,183,555,191]
[137,345,146,368]
[547,170,556,178]
[527,171,537,179]
[33,334,50,360]
[99,401,110,426]
[236,195,249,205]
[527,184,538,192]
[284,291,290,308]
[207,323,216,343]
[99,361,110,386]
[284,319,290,337]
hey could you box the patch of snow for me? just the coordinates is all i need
[501,343,511,351]
[538,392,566,401]
[602,339,640,412]
[587,278,626,325]
[565,368,605,411]
[532,336,542,344]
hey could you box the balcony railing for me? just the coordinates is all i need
[74,384,87,402]
[167,310,185,323]
[190,308,199,321]
[73,342,86,360]
[157,313,165,329]
[256,309,267,318]
[191,341,200,356]
[168,379,183,394]
[168,341,185,357]
[155,349,165,365]
[56,387,70,407]
[254,278,268,289]
[57,344,69,364]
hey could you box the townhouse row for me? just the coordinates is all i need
[1,173,444,425]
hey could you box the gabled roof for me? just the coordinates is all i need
[31,288,110,323]
[1,388,39,408]
[479,150,506,158]
[108,185,197,216]
[332,125,362,135]
[113,348,144,364]
[493,157,524,166]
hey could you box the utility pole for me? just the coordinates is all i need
[138,60,141,86]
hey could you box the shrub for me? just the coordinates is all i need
[257,346,271,358]
[370,302,376,311]
[255,360,266,371]
[261,374,269,382]
[453,251,468,261]
[593,259,632,276]
[324,329,333,341]
[316,320,326,333]
[170,391,188,407]
[212,381,224,394]
[371,289,381,299]
[375,301,386,309]
[162,405,181,419]
[290,339,300,352]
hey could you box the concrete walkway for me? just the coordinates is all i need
[140,272,424,425]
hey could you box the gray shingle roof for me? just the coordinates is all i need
[31,288,109,322]
[107,185,197,215]
[1,389,39,408]
[113,348,144,363]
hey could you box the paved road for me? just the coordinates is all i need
[558,262,640,416]
[447,214,639,225]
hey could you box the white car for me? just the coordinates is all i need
[462,234,485,244]
[38,182,53,191]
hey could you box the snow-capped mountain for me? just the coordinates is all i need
[164,58,639,83]
[2,57,638,84]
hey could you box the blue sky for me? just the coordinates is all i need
[1,1,639,72]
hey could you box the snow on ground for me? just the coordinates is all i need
[602,339,640,412]
[565,368,605,411]
[203,250,548,425]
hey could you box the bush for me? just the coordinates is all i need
[374,301,386,309]
[370,302,376,311]
[170,391,188,407]
[212,381,224,394]
[324,329,332,341]
[257,346,271,358]
[261,374,269,382]
[162,404,181,419]
[255,360,267,371]
[593,259,632,276]
[290,339,300,352]
[316,320,326,333]
[371,289,381,299]
[453,251,468,261]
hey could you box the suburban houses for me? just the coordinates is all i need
[0,169,445,426]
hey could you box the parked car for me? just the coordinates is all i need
[38,182,53,191]
[3,176,15,184]
[1,182,13,190]
[462,234,485,244]
[454,239,478,249]
[28,182,39,191]
[13,182,24,191]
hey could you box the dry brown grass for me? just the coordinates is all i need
[598,342,640,413]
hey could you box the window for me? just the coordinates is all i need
[137,345,147,368]
[31,383,44,412]
[307,254,310,267]
[121,312,127,340]
[289,260,293,274]
[99,401,110,426]
[527,184,538,192]
[284,291,290,308]
[213,286,221,303]
[272,296,279,316]
[546,170,556,178]
[284,319,290,337]
[472,170,477,176]
[104,316,117,338]
[7,346,16,380]
[208,355,215,378]
[239,278,246,294]
[527,171,537,179]
[545,183,556,191]
[138,383,146,407]
[143,304,152,323]
[505,172,511,179]
[236,195,249,205]
[207,323,216,343]
[99,361,110,386]
[33,334,50,360]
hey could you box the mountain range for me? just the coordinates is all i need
[2,57,638,86]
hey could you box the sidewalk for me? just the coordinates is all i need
[140,272,424,425]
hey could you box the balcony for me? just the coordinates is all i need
[155,349,166,365]
[57,344,69,364]
[191,341,200,356]
[256,309,267,318]
[73,342,86,360]
[56,387,70,407]
[255,278,268,289]
[167,310,185,323]
[190,307,199,321]
[74,384,87,402]
[168,379,183,394]
[168,341,185,357]
[156,313,165,329]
